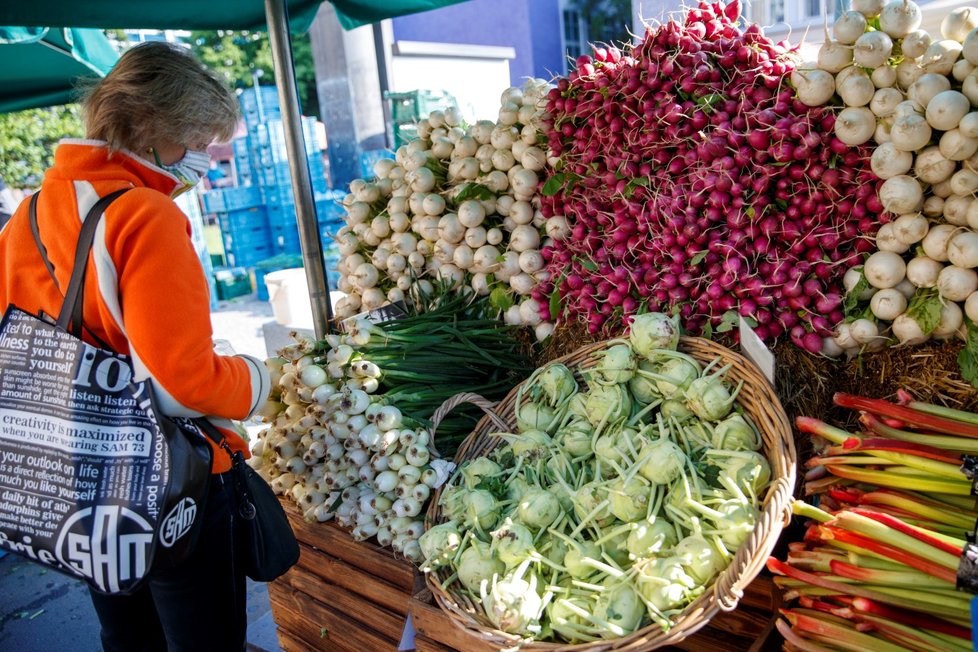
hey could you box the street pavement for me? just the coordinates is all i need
[0,292,282,651]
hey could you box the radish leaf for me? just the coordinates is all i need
[958,318,978,388]
[906,288,942,336]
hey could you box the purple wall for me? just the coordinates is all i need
[392,0,564,83]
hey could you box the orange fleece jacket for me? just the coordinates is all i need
[0,140,270,472]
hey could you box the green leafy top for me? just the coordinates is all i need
[906,287,943,336]
[958,318,978,388]
[843,267,871,320]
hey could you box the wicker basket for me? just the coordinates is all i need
[424,336,797,651]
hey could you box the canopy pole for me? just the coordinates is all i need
[265,0,333,338]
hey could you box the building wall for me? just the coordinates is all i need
[391,0,565,81]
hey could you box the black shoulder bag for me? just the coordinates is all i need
[0,189,213,594]
[196,419,298,582]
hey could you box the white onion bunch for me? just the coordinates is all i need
[250,332,454,560]
[800,1,978,362]
[334,78,557,341]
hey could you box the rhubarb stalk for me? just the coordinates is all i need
[833,393,978,439]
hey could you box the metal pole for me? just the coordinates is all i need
[264,0,334,338]
[372,21,392,149]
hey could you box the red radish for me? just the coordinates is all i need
[535,0,881,344]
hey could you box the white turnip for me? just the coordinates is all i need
[965,291,978,321]
[914,146,955,183]
[892,212,929,244]
[903,29,933,59]
[878,175,923,213]
[947,230,978,268]
[890,113,932,151]
[922,224,958,261]
[925,90,970,130]
[965,28,978,65]
[908,73,951,106]
[960,112,978,137]
[871,142,913,178]
[793,69,836,106]
[835,107,878,145]
[880,0,922,38]
[944,194,974,226]
[940,129,978,160]
[853,0,885,16]
[906,256,944,287]
[864,250,909,288]
[872,65,898,88]
[835,10,869,44]
[943,8,978,42]
[954,59,977,82]
[896,60,923,89]
[818,38,854,73]
[933,301,965,339]
[892,313,930,344]
[922,40,964,75]
[870,288,909,320]
[951,167,978,194]
[839,68,876,107]
[850,318,881,344]
[854,31,894,68]
[876,222,912,253]
[870,87,904,118]
[845,267,879,299]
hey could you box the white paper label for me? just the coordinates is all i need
[739,317,775,386]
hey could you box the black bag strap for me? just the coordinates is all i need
[195,418,257,520]
[28,188,131,339]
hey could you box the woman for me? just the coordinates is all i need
[0,41,270,651]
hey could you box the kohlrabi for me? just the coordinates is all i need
[629,312,681,358]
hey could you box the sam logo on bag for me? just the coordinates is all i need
[55,505,153,592]
[160,498,196,548]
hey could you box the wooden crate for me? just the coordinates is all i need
[268,499,423,651]
[408,575,780,652]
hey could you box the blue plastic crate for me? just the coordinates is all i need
[232,137,250,158]
[201,190,226,214]
[315,197,345,223]
[266,204,296,229]
[222,186,263,212]
[223,231,272,258]
[239,86,281,117]
[359,149,396,179]
[217,205,268,233]
[226,243,276,268]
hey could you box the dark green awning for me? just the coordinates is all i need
[0,1,469,32]
[0,27,119,113]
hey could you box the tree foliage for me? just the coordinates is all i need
[188,30,320,118]
[0,105,84,189]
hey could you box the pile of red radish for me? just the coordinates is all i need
[534,0,883,353]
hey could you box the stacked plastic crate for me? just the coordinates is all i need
[200,86,346,292]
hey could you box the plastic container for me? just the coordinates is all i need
[264,268,314,328]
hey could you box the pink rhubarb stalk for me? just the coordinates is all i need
[834,393,978,439]
[851,597,972,641]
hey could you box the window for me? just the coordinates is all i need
[562,8,588,73]
[806,0,822,18]
[771,0,785,23]
[564,10,581,46]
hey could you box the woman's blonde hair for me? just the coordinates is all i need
[82,41,239,153]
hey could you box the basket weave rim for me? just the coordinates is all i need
[424,336,797,651]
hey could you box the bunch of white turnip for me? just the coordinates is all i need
[798,1,978,353]
[249,330,453,561]
[333,79,558,341]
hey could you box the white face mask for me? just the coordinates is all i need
[155,148,211,196]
